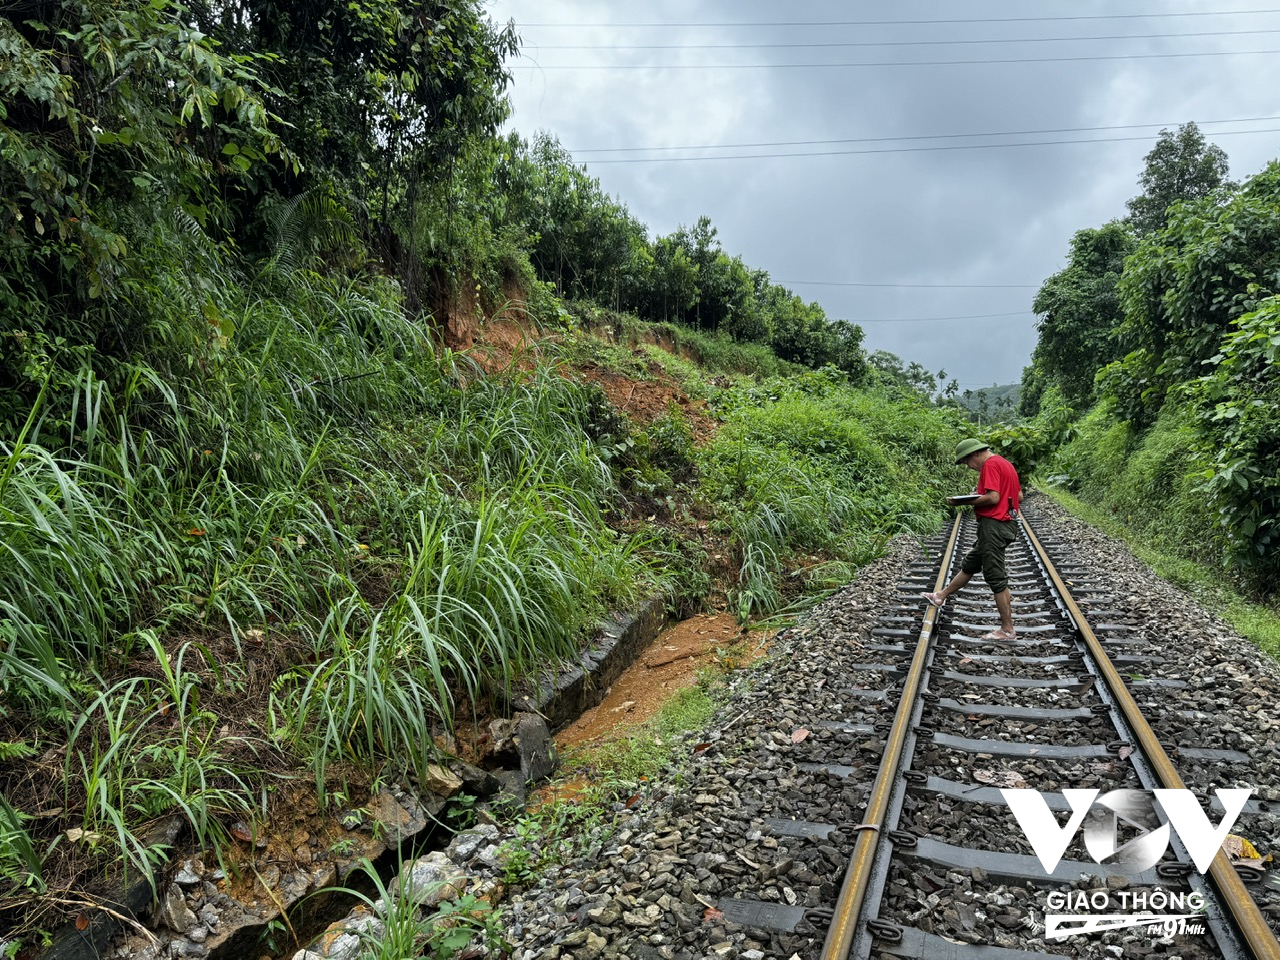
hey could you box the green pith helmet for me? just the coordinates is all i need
[954,438,990,464]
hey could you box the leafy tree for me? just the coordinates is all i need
[1030,221,1134,408]
[867,351,936,397]
[0,0,286,402]
[495,133,649,305]
[195,0,517,217]
[1108,161,1280,420]
[768,291,835,367]
[489,154,866,375]
[1184,295,1280,578]
[646,235,700,321]
[1125,123,1232,236]
[1017,361,1047,418]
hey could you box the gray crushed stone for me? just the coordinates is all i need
[477,492,1280,960]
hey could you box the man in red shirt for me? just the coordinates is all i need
[922,439,1022,640]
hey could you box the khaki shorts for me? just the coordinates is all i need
[959,517,1018,593]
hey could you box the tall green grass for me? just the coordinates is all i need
[1042,486,1280,657]
[1048,400,1219,567]
[0,209,978,932]
[0,230,660,908]
[0,792,43,896]
[699,368,968,618]
[64,633,259,882]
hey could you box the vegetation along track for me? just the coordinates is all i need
[711,501,1280,960]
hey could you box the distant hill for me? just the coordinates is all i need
[957,383,1021,422]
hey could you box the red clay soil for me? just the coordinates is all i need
[460,307,718,443]
[576,362,716,443]
[554,612,770,750]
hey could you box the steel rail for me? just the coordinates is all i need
[1019,513,1280,960]
[819,513,963,960]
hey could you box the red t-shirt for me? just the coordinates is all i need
[975,453,1021,521]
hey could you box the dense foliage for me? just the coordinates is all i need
[698,367,968,618]
[0,0,982,945]
[1022,222,1133,413]
[493,134,870,380]
[1124,123,1233,236]
[1023,125,1280,590]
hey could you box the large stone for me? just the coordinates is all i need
[158,884,198,935]
[421,764,464,798]
[402,852,470,906]
[449,758,501,796]
[174,860,202,888]
[446,824,501,862]
[362,786,431,845]
[489,713,559,784]
[296,932,362,960]
[488,768,530,808]
[39,815,184,960]
[298,907,383,960]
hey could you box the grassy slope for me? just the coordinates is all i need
[1041,485,1280,658]
[0,292,972,947]
[1040,395,1280,656]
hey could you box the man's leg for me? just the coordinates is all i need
[923,569,972,606]
[983,521,1017,637]
[994,587,1014,634]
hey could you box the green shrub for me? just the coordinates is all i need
[1184,295,1280,580]
[644,529,710,618]
[1049,401,1134,493]
[644,404,696,483]
[698,374,964,619]
[1048,400,1221,570]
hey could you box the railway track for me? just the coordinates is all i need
[713,503,1280,960]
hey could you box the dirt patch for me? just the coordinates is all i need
[457,297,718,444]
[552,612,770,750]
[471,314,539,371]
[577,362,716,443]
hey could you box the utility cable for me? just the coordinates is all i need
[568,114,1280,154]
[517,10,1280,28]
[534,28,1280,51]
[778,280,1039,289]
[856,312,1028,323]
[510,48,1280,69]
[577,126,1280,163]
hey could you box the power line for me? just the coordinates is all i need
[779,280,1039,290]
[858,312,1029,324]
[578,126,1280,164]
[511,48,1280,70]
[534,28,1280,51]
[569,114,1280,155]
[517,10,1280,28]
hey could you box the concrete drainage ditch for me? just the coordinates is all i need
[35,599,667,960]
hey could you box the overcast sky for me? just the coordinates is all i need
[482,0,1280,390]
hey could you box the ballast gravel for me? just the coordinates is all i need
[468,491,1280,960]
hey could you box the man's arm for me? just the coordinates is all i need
[946,490,1000,507]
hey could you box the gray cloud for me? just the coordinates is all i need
[488,0,1280,388]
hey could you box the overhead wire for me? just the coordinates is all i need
[510,48,1280,70]
[515,10,1280,28]
[503,8,1264,364]
[533,28,1280,51]
[567,114,1280,155]
[778,280,1039,289]
[575,126,1280,163]
[852,312,1029,323]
